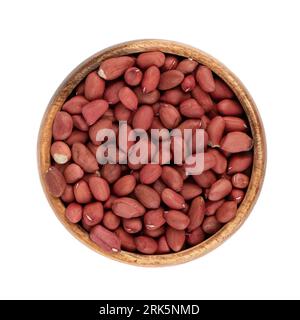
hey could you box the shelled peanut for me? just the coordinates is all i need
[45,51,253,254]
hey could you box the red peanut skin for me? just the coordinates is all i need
[124,67,143,86]
[161,166,183,192]
[65,130,88,146]
[176,59,198,74]
[187,196,205,231]
[104,81,125,104]
[113,175,136,196]
[216,201,237,223]
[72,115,89,131]
[177,119,201,134]
[45,166,66,197]
[160,88,190,105]
[134,184,161,209]
[88,177,110,201]
[205,199,225,216]
[144,225,165,238]
[118,86,138,111]
[115,227,136,252]
[61,185,75,203]
[135,236,158,254]
[162,55,178,71]
[50,141,71,164]
[54,162,69,175]
[82,99,109,126]
[158,70,184,90]
[65,203,82,223]
[83,202,104,226]
[232,173,249,189]
[208,178,232,201]
[184,152,216,174]
[191,86,214,112]
[114,103,132,122]
[64,163,84,184]
[84,71,105,100]
[179,98,204,118]
[140,164,162,185]
[112,197,146,218]
[166,227,185,252]
[196,65,215,92]
[157,236,171,253]
[141,66,160,93]
[144,208,166,230]
[202,216,222,235]
[52,111,73,140]
[62,96,88,114]
[104,195,118,209]
[159,103,181,129]
[76,82,85,95]
[71,142,99,173]
[228,189,245,204]
[134,87,160,104]
[217,99,244,116]
[98,56,135,80]
[101,164,122,184]
[181,74,196,92]
[207,116,225,147]
[90,225,121,253]
[193,170,217,188]
[89,118,113,145]
[208,149,227,174]
[180,183,202,200]
[103,211,120,231]
[161,188,186,210]
[136,51,165,69]
[228,152,253,174]
[74,180,92,203]
[224,116,248,132]
[123,218,143,234]
[186,227,205,246]
[221,132,253,153]
[210,78,234,100]
[132,105,154,130]
[164,210,190,230]
[153,179,167,195]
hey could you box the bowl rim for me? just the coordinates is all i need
[38,39,266,267]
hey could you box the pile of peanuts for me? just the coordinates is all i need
[45,51,253,254]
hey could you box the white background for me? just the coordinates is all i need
[0,0,299,300]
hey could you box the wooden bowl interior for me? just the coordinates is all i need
[38,40,266,266]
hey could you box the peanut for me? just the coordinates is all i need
[98,56,135,80]
[84,71,105,100]
[52,111,73,140]
[164,210,190,230]
[134,184,161,209]
[65,203,82,223]
[50,141,71,164]
[216,200,237,223]
[90,225,121,253]
[196,66,215,92]
[112,197,145,218]
[45,166,66,197]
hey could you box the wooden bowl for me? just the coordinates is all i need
[38,39,266,266]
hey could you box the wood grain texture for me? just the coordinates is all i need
[38,39,266,267]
